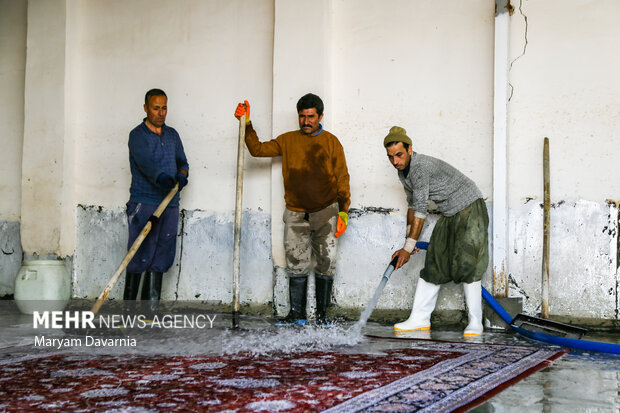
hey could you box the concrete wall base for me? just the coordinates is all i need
[0,221,22,297]
[70,200,619,324]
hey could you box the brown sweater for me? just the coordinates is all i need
[245,123,350,213]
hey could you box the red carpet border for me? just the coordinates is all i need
[0,338,565,412]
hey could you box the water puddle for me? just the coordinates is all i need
[219,324,365,356]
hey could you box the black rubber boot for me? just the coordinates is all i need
[123,272,142,315]
[315,275,334,327]
[275,275,308,326]
[141,271,163,319]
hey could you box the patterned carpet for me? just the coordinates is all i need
[0,337,565,412]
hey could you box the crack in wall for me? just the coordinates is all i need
[508,0,529,102]
[508,273,529,300]
[614,204,620,320]
[348,206,398,219]
[174,209,186,301]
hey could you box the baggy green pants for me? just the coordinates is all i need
[420,198,489,285]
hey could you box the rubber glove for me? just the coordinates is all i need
[234,100,250,123]
[157,173,176,190]
[335,211,348,238]
[176,172,188,190]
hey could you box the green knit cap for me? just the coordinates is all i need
[383,126,412,147]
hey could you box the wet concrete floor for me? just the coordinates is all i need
[1,302,619,412]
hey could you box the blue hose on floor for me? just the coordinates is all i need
[481,287,620,355]
[416,241,620,355]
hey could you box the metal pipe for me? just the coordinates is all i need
[542,137,550,319]
[232,114,246,329]
[492,0,511,298]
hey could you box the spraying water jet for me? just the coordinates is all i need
[350,242,429,334]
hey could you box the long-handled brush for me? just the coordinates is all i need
[232,114,246,329]
[91,184,179,316]
[64,185,179,337]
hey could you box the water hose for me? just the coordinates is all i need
[416,242,620,354]
[481,287,620,355]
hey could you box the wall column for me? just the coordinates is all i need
[271,0,334,314]
[21,0,74,258]
[492,0,511,297]
[0,0,27,295]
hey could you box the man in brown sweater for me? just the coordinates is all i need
[234,93,350,326]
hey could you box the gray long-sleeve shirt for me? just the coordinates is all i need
[398,152,482,218]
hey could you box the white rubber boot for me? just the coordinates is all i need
[463,281,483,336]
[394,278,440,331]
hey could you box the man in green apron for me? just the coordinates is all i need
[384,126,489,336]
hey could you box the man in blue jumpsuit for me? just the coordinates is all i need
[123,89,189,315]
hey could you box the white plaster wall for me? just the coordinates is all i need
[73,206,273,307]
[73,206,128,299]
[0,222,22,296]
[12,0,620,321]
[176,210,272,306]
[0,0,27,294]
[20,0,78,256]
[508,0,620,206]
[0,0,26,222]
[69,0,275,305]
[509,200,617,318]
[268,0,335,268]
[327,0,495,316]
[72,0,274,214]
[332,0,494,211]
[505,1,620,321]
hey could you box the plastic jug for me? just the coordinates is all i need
[14,260,71,314]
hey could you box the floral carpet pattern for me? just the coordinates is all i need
[0,338,565,412]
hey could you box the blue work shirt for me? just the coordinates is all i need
[128,120,189,206]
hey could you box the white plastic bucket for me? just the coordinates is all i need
[14,260,71,314]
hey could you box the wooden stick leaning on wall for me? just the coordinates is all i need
[232,113,246,329]
[542,137,550,319]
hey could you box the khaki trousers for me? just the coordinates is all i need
[283,202,339,277]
